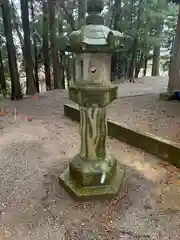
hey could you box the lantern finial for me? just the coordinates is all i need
[87,0,104,14]
[86,0,104,25]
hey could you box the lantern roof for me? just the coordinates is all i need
[63,0,132,53]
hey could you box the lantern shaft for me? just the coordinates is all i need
[80,106,107,160]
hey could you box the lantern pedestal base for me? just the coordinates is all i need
[59,162,124,201]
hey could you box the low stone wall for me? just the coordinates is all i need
[64,103,180,168]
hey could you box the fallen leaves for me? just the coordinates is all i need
[91,189,128,238]
[167,171,180,185]
[153,168,180,212]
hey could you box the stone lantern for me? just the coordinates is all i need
[59,0,130,200]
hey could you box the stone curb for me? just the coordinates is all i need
[64,103,180,168]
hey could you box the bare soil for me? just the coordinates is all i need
[112,76,180,143]
[0,90,180,239]
[108,94,180,144]
[115,76,168,97]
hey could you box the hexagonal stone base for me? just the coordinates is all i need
[59,166,124,201]
[69,154,117,187]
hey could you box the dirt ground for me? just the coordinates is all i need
[0,90,180,240]
[109,94,180,144]
[113,76,180,144]
[111,76,180,144]
[116,76,168,97]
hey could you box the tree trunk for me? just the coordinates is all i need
[151,20,164,77]
[31,0,39,92]
[152,0,166,76]
[128,0,143,82]
[59,20,65,89]
[0,48,6,95]
[168,42,174,77]
[10,0,26,74]
[112,0,122,30]
[10,1,24,50]
[110,0,122,79]
[72,54,76,82]
[1,2,22,100]
[48,0,62,89]
[33,39,39,93]
[168,5,180,93]
[135,51,144,78]
[60,52,65,89]
[111,53,117,82]
[151,46,160,76]
[128,38,138,81]
[43,1,51,90]
[143,56,148,76]
[20,0,36,95]
[65,53,72,88]
[59,2,75,31]
[78,0,86,27]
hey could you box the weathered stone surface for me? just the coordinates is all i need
[76,52,112,83]
[79,106,107,160]
[59,165,124,200]
[69,154,117,186]
[67,0,131,53]
[60,0,126,201]
[69,85,117,107]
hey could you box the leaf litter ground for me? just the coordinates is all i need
[0,90,179,240]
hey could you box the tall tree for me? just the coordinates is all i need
[0,47,6,95]
[111,0,122,81]
[20,0,36,95]
[48,0,62,89]
[1,1,22,100]
[151,21,164,77]
[78,0,86,27]
[43,0,51,90]
[168,1,180,93]
[10,1,24,50]
[161,3,177,74]
[151,0,167,76]
[152,46,161,76]
[128,0,143,82]
[112,0,122,30]
[59,20,65,88]
[30,0,39,92]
